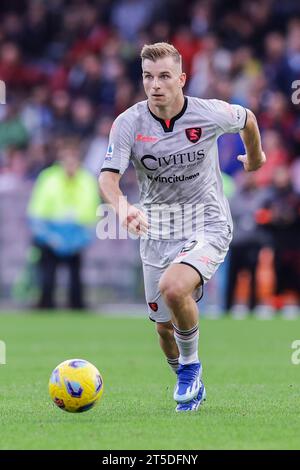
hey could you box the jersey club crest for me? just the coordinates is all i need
[185,127,202,143]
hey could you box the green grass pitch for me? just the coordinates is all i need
[0,312,299,450]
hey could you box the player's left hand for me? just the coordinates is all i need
[237,151,266,171]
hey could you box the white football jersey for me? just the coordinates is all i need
[101,96,247,240]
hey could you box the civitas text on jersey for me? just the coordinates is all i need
[140,150,205,171]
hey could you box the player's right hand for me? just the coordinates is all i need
[121,205,148,237]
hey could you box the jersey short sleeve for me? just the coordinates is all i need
[204,99,247,136]
[100,113,133,175]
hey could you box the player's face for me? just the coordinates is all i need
[142,57,186,108]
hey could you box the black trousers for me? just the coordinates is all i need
[37,244,84,309]
[274,247,300,294]
[225,243,261,311]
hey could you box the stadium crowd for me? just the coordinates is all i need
[0,0,299,314]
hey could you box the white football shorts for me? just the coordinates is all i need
[140,226,232,323]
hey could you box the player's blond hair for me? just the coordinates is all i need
[141,42,182,68]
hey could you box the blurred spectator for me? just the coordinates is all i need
[26,142,49,179]
[259,91,297,154]
[276,19,300,96]
[20,85,52,143]
[70,97,95,138]
[0,42,45,89]
[1,13,24,46]
[27,138,100,309]
[254,129,290,187]
[190,0,212,38]
[0,103,29,150]
[226,172,270,312]
[187,33,229,98]
[172,26,202,76]
[83,115,113,177]
[263,31,286,91]
[68,54,103,103]
[256,166,300,312]
[0,147,28,192]
[149,21,171,44]
[111,0,157,42]
[49,89,73,136]
[114,78,135,115]
[22,0,52,59]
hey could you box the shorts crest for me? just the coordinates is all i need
[148,302,158,312]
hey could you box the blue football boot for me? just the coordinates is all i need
[173,362,202,403]
[175,380,206,412]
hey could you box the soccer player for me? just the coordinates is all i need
[99,43,266,412]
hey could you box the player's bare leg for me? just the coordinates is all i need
[156,321,179,358]
[159,264,200,330]
[159,264,206,409]
[156,321,179,373]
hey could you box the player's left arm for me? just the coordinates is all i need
[237,109,266,172]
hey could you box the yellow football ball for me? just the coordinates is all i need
[49,359,104,412]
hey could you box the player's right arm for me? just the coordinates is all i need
[98,171,148,236]
[98,113,148,236]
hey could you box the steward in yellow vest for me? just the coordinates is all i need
[27,138,100,309]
